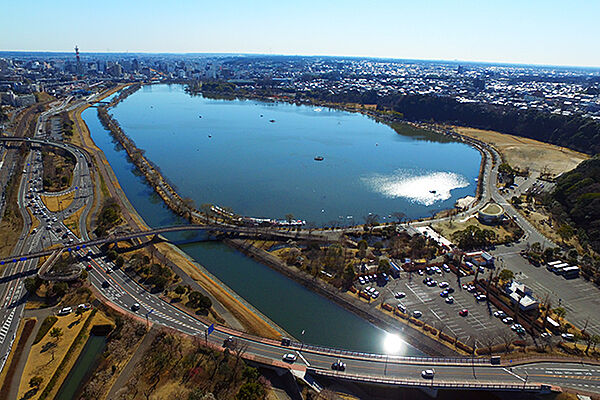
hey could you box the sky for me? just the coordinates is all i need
[2,0,600,67]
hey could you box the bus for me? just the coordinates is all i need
[551,262,569,274]
[546,260,562,271]
[561,266,580,279]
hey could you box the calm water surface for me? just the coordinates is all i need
[110,84,480,225]
[81,85,481,355]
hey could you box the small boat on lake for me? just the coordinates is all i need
[314,156,324,161]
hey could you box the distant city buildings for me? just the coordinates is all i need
[0,52,598,120]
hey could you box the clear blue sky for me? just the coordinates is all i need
[3,0,599,67]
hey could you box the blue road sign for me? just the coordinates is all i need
[207,324,215,335]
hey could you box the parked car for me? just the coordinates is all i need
[397,303,407,313]
[371,291,379,299]
[540,332,552,339]
[412,310,422,318]
[445,296,454,304]
[421,369,435,379]
[561,333,575,342]
[440,290,449,298]
[395,292,406,299]
[459,309,469,317]
[438,281,449,288]
[101,280,110,288]
[502,317,514,324]
[331,360,346,371]
[493,311,506,318]
[57,306,73,316]
[77,303,91,311]
[131,303,140,311]
[282,353,297,363]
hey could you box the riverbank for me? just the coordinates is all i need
[226,238,457,357]
[73,85,285,340]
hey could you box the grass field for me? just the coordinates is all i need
[432,215,518,244]
[39,191,74,213]
[454,126,588,177]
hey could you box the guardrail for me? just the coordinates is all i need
[308,368,546,391]
[295,341,490,365]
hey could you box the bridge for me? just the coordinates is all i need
[0,223,332,265]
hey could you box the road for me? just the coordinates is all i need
[0,92,599,395]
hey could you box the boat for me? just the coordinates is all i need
[314,156,324,161]
[269,119,276,123]
[430,190,436,194]
[208,134,212,138]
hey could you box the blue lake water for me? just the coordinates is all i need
[80,84,481,355]
[109,84,480,225]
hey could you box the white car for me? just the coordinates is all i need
[438,281,449,288]
[282,353,297,363]
[502,317,514,324]
[493,311,506,318]
[371,291,379,299]
[421,369,435,379]
[412,310,422,318]
[57,306,73,316]
[561,333,575,342]
[395,292,406,299]
[445,296,454,304]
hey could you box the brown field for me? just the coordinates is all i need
[454,126,588,177]
[62,204,85,238]
[40,191,75,213]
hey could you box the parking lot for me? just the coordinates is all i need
[356,267,523,347]
[493,244,600,336]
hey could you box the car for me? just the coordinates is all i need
[412,310,422,318]
[459,309,468,317]
[540,332,551,339]
[57,306,73,316]
[282,353,297,363]
[397,303,407,313]
[476,294,487,301]
[515,327,526,335]
[131,303,141,311]
[365,286,371,293]
[511,323,523,331]
[371,291,379,299]
[493,311,506,318]
[395,292,406,299]
[446,287,455,294]
[281,338,291,346]
[467,285,476,293]
[561,333,575,342]
[502,317,514,324]
[423,277,430,284]
[106,268,112,274]
[418,269,424,275]
[442,264,451,273]
[427,280,437,287]
[101,280,110,288]
[421,369,435,379]
[331,360,346,371]
[445,296,454,304]
[462,284,469,290]
[440,290,449,298]
[358,277,365,285]
[438,281,449,288]
[77,303,91,311]
[223,336,235,348]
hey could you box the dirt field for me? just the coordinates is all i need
[40,191,74,213]
[62,204,85,238]
[454,126,588,177]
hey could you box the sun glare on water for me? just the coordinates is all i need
[383,332,405,354]
[363,170,469,206]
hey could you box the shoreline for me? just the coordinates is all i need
[91,83,493,356]
[72,86,286,340]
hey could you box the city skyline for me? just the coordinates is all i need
[3,0,600,68]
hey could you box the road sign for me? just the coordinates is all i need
[207,324,215,335]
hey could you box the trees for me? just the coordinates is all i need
[392,212,407,224]
[377,259,391,274]
[498,269,514,283]
[29,376,43,390]
[49,327,63,342]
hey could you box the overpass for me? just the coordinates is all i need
[0,223,331,265]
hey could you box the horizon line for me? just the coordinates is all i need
[2,49,600,70]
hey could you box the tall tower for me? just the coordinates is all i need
[75,45,81,75]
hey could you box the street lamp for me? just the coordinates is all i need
[300,329,305,350]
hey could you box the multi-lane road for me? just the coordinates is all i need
[1,92,599,396]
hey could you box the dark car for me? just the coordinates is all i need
[101,280,110,288]
[332,360,346,371]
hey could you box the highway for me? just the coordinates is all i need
[1,91,599,395]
